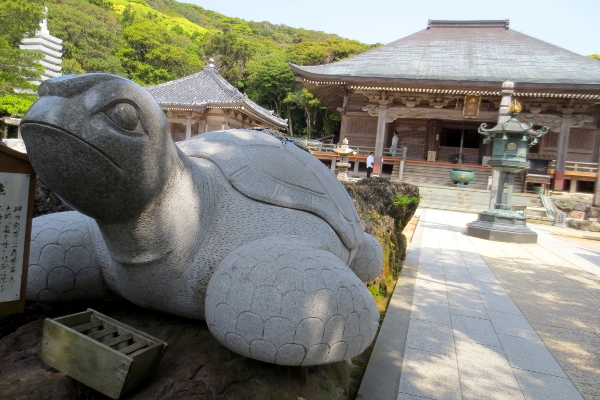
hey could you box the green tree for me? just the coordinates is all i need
[120,19,203,84]
[47,0,126,75]
[202,27,254,88]
[590,54,600,61]
[0,0,44,115]
[0,93,38,115]
[286,38,376,65]
[245,51,295,117]
[284,88,326,138]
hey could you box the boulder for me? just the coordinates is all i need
[568,219,590,231]
[587,207,600,219]
[573,201,589,212]
[589,222,600,232]
[568,210,585,220]
[0,179,418,400]
[553,199,578,212]
[33,179,72,218]
[343,178,419,280]
[0,300,353,400]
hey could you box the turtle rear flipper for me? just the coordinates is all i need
[27,211,111,302]
[204,236,379,366]
[349,232,384,282]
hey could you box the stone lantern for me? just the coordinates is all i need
[332,138,356,181]
[466,81,548,243]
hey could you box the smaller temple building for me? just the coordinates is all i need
[147,60,287,142]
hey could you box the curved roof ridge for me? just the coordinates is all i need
[290,23,600,88]
[202,65,244,100]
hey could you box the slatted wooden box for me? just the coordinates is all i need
[42,308,167,399]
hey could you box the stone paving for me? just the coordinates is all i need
[358,209,600,400]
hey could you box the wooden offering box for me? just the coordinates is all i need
[42,309,167,399]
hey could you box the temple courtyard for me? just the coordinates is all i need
[358,209,600,400]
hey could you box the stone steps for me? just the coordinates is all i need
[407,183,543,214]
[391,161,524,193]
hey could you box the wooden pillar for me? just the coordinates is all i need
[339,114,350,143]
[424,120,440,158]
[373,103,388,175]
[185,115,192,140]
[569,180,577,193]
[594,143,600,207]
[554,113,571,190]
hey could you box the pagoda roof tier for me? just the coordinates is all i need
[147,63,287,129]
[290,20,600,90]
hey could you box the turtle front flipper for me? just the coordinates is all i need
[205,236,379,366]
[27,211,111,302]
[348,232,384,282]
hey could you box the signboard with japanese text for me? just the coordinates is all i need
[0,172,30,302]
[463,95,482,118]
[0,145,36,316]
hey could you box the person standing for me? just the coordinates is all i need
[366,152,374,178]
[390,132,399,157]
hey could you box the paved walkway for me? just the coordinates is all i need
[358,209,600,400]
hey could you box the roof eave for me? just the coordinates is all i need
[159,101,286,129]
[292,67,600,93]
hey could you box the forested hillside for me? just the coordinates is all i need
[2,0,379,137]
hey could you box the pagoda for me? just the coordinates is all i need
[19,8,63,85]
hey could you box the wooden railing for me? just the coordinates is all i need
[549,161,598,174]
[303,142,389,157]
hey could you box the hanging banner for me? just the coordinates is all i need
[463,95,482,118]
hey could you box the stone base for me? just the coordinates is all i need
[466,220,538,243]
[466,209,537,243]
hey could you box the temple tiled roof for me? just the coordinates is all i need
[147,63,287,128]
[290,20,600,89]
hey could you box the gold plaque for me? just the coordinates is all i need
[507,143,517,150]
[463,95,481,118]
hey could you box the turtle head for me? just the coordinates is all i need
[21,73,178,223]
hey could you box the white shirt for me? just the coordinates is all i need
[367,154,374,168]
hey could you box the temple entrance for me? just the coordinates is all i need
[392,119,492,165]
[438,124,483,164]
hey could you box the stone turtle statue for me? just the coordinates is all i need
[20,74,384,366]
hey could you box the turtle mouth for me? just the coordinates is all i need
[20,121,123,171]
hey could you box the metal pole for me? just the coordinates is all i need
[458,120,465,164]
[594,144,600,207]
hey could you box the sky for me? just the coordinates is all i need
[186,0,599,56]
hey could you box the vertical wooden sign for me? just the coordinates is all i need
[0,145,36,316]
[463,95,482,119]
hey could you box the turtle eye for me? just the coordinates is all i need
[109,103,139,131]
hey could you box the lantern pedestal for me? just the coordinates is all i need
[466,210,538,243]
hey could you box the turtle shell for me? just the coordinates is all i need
[177,129,363,249]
